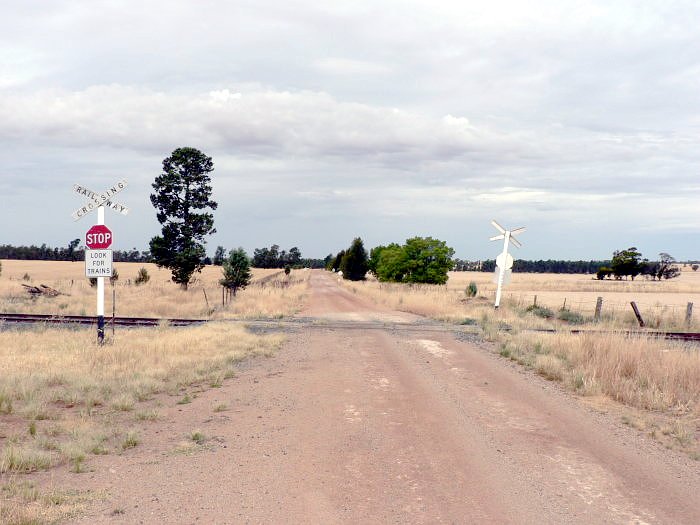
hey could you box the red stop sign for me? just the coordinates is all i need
[86,225,113,249]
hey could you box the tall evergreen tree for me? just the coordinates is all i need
[149,147,217,290]
[340,237,369,281]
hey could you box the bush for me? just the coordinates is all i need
[526,304,554,319]
[465,281,477,297]
[557,309,585,324]
[135,267,150,285]
[110,268,119,285]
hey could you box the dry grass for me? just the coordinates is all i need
[448,269,700,329]
[0,322,283,475]
[0,260,309,319]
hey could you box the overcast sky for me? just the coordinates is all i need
[1,0,698,261]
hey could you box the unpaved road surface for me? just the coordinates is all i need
[58,272,699,523]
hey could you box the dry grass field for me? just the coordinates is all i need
[0,260,309,319]
[341,269,700,459]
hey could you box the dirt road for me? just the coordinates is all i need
[66,271,699,523]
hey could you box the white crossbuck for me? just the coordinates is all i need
[490,220,525,308]
[71,179,129,221]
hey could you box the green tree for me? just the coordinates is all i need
[212,246,226,266]
[340,237,369,281]
[610,247,643,280]
[331,250,345,272]
[149,147,217,290]
[402,237,454,284]
[67,238,81,262]
[656,252,681,280]
[220,248,252,296]
[374,244,407,282]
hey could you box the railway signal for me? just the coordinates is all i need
[71,179,129,344]
[489,220,525,309]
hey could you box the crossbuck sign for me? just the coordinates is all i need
[490,220,525,309]
[71,179,129,344]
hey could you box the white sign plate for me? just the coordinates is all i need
[85,249,113,278]
[71,179,129,221]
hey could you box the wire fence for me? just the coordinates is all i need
[502,292,697,331]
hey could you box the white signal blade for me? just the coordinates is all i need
[489,234,505,241]
[511,227,526,235]
[491,220,505,234]
[509,236,522,248]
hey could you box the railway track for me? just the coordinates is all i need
[2,312,700,342]
[0,312,205,327]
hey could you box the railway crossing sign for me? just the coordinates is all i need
[70,178,129,344]
[71,179,129,221]
[489,220,525,309]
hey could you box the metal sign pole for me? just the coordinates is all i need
[97,205,105,344]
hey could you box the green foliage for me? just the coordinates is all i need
[220,248,252,296]
[212,246,226,266]
[373,244,406,282]
[149,147,217,290]
[596,266,613,280]
[611,247,643,280]
[284,265,291,276]
[330,250,345,272]
[465,281,478,297]
[252,245,301,268]
[526,304,554,319]
[134,267,150,285]
[374,237,454,284]
[340,237,369,281]
[557,309,585,324]
[692,264,699,271]
[655,252,681,280]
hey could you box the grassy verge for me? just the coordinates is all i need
[0,322,283,476]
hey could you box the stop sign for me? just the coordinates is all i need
[86,224,113,249]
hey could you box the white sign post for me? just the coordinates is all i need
[489,220,525,309]
[71,179,129,344]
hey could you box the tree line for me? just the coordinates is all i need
[453,259,612,274]
[0,243,150,263]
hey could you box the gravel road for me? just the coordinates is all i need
[65,271,699,524]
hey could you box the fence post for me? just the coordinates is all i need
[562,298,567,310]
[630,301,645,327]
[594,297,603,322]
[533,295,538,307]
[686,302,693,326]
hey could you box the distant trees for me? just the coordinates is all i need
[212,246,226,266]
[252,245,302,269]
[596,248,680,280]
[339,238,369,281]
[0,244,150,262]
[149,147,217,290]
[220,248,252,296]
[453,259,610,274]
[370,237,454,284]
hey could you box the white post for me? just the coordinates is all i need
[97,205,105,343]
[494,231,510,309]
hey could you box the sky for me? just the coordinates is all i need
[1,0,699,261]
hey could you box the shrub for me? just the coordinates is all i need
[526,304,554,319]
[557,309,585,324]
[134,267,150,285]
[465,281,478,297]
[110,268,119,285]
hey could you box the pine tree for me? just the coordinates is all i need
[340,238,369,281]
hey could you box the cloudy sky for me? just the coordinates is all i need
[1,0,698,261]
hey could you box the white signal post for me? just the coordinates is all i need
[71,180,129,344]
[489,220,525,309]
